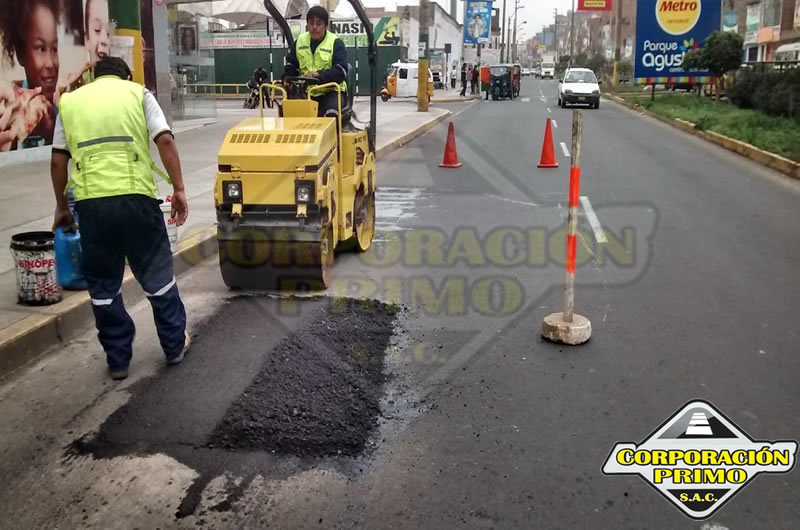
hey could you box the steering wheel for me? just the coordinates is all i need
[281,76,320,100]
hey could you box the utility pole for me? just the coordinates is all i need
[507,17,512,62]
[500,0,507,62]
[512,0,519,63]
[418,0,430,111]
[553,8,558,58]
[612,0,623,87]
[569,0,575,63]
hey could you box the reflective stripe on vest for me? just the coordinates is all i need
[296,31,347,95]
[58,76,164,201]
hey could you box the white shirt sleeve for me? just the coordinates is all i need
[143,89,171,141]
[52,114,68,152]
[52,90,170,154]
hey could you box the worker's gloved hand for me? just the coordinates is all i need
[52,206,76,233]
[170,190,189,227]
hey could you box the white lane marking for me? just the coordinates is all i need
[579,196,608,244]
[552,119,558,128]
[484,193,540,208]
[547,107,552,113]
[560,142,570,158]
[522,97,530,102]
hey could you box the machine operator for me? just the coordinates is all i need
[281,5,348,117]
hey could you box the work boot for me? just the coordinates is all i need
[109,368,128,380]
[167,331,191,366]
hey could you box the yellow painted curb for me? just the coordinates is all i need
[0,113,453,379]
[604,93,800,180]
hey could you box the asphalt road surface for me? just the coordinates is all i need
[1,79,799,529]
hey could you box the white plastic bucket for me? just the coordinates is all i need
[159,198,178,253]
[10,232,62,305]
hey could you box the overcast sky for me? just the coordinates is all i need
[359,0,576,40]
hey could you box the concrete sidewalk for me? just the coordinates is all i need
[355,87,480,105]
[0,100,452,377]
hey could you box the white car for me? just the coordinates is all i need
[558,67,601,109]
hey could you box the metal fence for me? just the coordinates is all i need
[740,60,800,73]
[186,84,249,98]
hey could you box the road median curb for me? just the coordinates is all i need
[376,110,451,158]
[431,97,480,103]
[0,112,451,381]
[604,93,800,180]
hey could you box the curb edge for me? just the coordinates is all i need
[603,93,800,180]
[0,112,452,381]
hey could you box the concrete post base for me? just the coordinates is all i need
[541,312,592,345]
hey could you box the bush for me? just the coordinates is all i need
[694,115,716,131]
[728,69,760,108]
[729,68,800,118]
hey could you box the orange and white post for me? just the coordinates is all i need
[541,109,592,345]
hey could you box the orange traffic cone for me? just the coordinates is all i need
[439,121,463,168]
[537,118,559,168]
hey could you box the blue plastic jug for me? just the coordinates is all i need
[54,227,88,290]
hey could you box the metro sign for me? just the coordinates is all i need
[578,0,613,11]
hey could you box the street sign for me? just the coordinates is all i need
[633,0,721,85]
[578,0,612,11]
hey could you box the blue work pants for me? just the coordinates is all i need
[74,194,187,371]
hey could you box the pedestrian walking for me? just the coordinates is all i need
[460,63,467,97]
[470,65,478,94]
[50,56,190,380]
[450,65,456,90]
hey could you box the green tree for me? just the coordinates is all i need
[682,31,744,102]
[587,54,608,77]
[573,52,589,67]
[618,60,633,81]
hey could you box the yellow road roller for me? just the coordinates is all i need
[214,0,379,290]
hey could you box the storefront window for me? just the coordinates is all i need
[168,2,216,121]
[760,0,780,28]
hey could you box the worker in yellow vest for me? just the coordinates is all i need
[50,57,190,381]
[281,6,348,117]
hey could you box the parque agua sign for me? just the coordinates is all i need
[634,0,722,85]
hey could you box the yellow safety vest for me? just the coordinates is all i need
[58,76,167,201]
[296,31,347,95]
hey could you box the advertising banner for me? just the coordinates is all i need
[329,18,369,46]
[745,2,760,43]
[723,10,738,33]
[464,1,493,45]
[795,0,800,29]
[0,0,112,152]
[633,0,722,85]
[200,31,280,49]
[374,16,401,47]
[578,0,613,11]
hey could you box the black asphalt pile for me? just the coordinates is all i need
[207,298,400,457]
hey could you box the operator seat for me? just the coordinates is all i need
[339,63,356,127]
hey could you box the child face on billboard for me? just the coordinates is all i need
[21,2,59,100]
[85,0,110,63]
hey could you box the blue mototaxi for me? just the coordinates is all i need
[489,65,514,100]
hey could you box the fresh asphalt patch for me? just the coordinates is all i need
[65,295,405,518]
[208,299,397,457]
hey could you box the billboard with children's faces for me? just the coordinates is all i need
[0,0,112,154]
